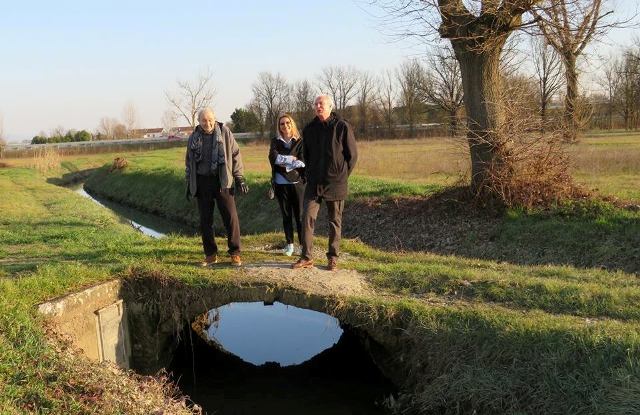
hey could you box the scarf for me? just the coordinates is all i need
[190,123,226,172]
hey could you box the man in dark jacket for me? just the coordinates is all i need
[292,95,358,271]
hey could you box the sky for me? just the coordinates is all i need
[0,0,638,142]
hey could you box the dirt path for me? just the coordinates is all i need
[239,261,374,298]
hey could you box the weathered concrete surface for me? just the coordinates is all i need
[38,279,131,368]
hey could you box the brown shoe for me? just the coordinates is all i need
[200,254,218,267]
[291,258,314,269]
[327,257,338,271]
[230,255,242,267]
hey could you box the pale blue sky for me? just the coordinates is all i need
[0,0,637,141]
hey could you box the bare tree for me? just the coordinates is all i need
[251,72,291,137]
[0,113,4,142]
[165,70,215,128]
[247,98,267,139]
[531,37,565,128]
[122,101,138,138]
[397,59,424,136]
[534,0,616,141]
[97,117,121,140]
[377,69,397,136]
[355,70,377,136]
[50,125,65,139]
[293,79,316,128]
[0,113,5,158]
[161,109,177,134]
[614,50,640,130]
[419,44,464,136]
[371,0,546,192]
[318,66,359,114]
[597,54,620,129]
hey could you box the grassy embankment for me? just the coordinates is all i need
[83,138,640,273]
[1,133,639,413]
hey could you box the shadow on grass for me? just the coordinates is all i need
[46,168,99,186]
[340,187,640,274]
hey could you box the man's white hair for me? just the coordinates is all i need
[198,107,215,120]
[314,94,334,110]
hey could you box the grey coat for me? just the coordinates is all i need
[185,122,245,198]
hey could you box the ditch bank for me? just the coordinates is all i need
[84,159,640,274]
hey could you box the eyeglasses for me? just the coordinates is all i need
[279,121,292,126]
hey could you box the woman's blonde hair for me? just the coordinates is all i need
[277,113,300,139]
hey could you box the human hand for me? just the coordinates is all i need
[235,176,249,194]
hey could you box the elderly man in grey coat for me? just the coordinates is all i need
[186,107,249,267]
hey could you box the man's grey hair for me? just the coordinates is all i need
[198,107,215,120]
[314,94,334,110]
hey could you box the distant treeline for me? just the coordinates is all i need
[31,130,92,144]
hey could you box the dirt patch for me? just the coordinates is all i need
[340,187,502,255]
[0,162,10,168]
[241,260,374,298]
[322,187,639,274]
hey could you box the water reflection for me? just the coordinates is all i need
[172,310,394,414]
[203,301,343,366]
[73,184,192,238]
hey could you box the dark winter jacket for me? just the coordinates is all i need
[302,112,357,200]
[268,135,305,184]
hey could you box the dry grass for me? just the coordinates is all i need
[569,137,640,174]
[241,133,640,201]
[10,131,640,201]
[31,146,61,173]
[241,137,468,186]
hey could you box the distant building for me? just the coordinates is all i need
[173,126,193,137]
[131,128,164,138]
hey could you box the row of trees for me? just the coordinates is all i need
[31,129,92,144]
[227,0,627,146]
[597,46,640,130]
[232,62,462,139]
[28,101,142,144]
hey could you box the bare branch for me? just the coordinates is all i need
[251,72,292,137]
[165,70,215,128]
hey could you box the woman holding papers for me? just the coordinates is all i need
[268,113,306,256]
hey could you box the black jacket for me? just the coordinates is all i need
[268,135,304,183]
[302,113,357,200]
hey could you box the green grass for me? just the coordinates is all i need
[1,136,639,413]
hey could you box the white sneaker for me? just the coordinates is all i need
[283,244,294,256]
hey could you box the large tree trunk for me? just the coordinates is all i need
[452,39,506,192]
[563,54,579,142]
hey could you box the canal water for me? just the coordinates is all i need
[74,184,193,238]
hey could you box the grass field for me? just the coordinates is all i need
[8,131,637,200]
[1,132,639,413]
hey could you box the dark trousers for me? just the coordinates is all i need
[196,174,241,256]
[274,182,305,245]
[301,196,344,260]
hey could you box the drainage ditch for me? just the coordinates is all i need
[73,183,193,238]
[38,183,403,413]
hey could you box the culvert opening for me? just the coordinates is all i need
[168,301,396,415]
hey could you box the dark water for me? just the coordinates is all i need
[170,302,395,415]
[73,184,193,238]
